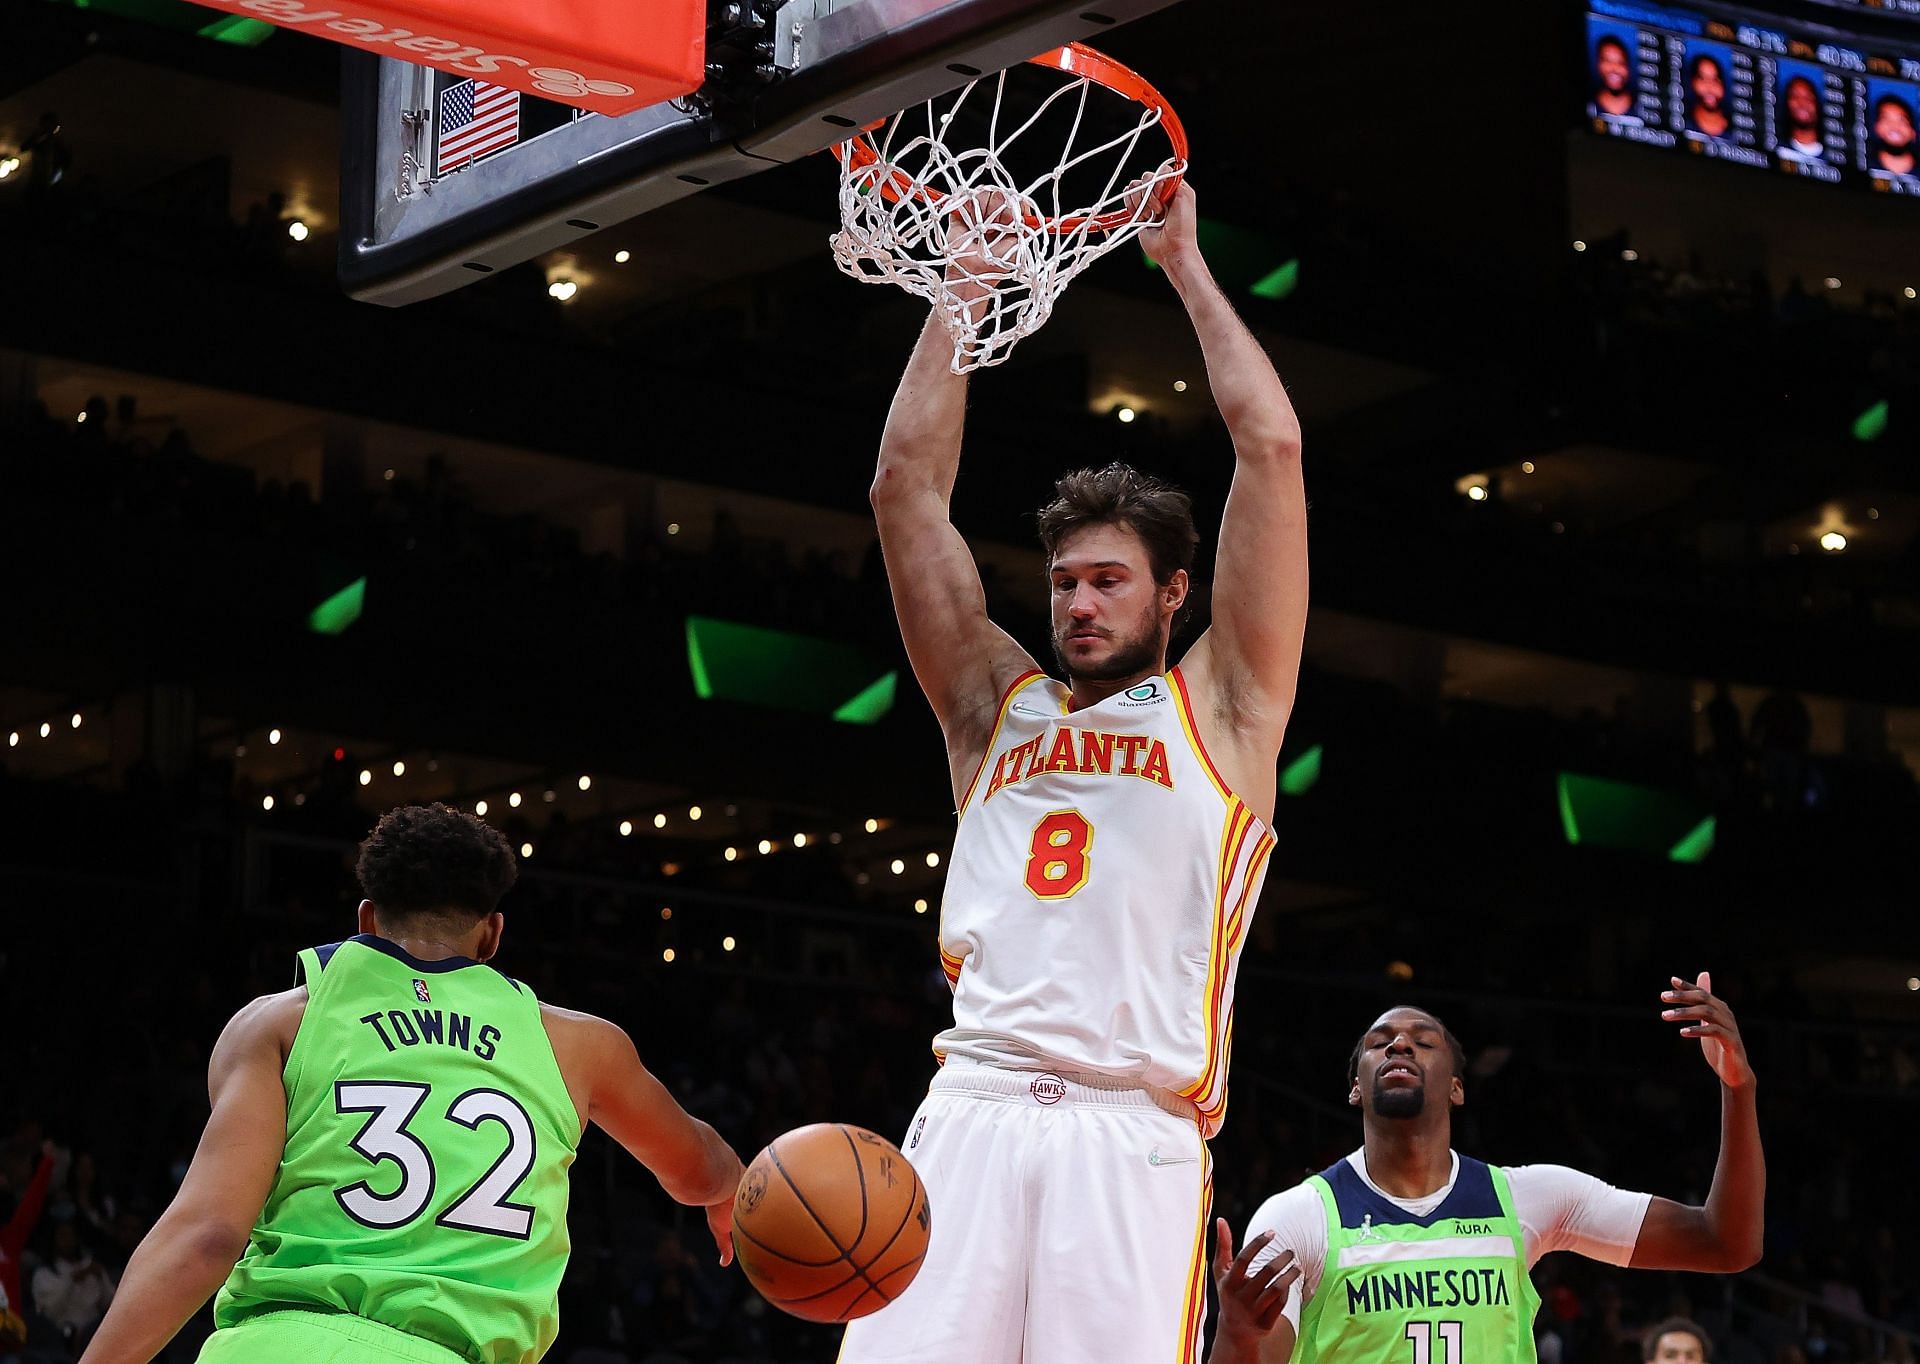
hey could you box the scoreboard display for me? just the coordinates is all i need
[1584,0,1920,193]
[1801,0,1920,23]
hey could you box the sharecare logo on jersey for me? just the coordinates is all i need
[984,726,1174,801]
[1121,682,1162,704]
[1029,1074,1067,1105]
[225,0,637,99]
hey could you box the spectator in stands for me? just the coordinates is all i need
[30,1218,116,1350]
[1644,1318,1713,1364]
[1751,688,1812,813]
[20,112,69,196]
[240,191,291,265]
[0,1141,56,1356]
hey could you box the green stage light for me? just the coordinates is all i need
[832,670,899,725]
[1668,816,1717,864]
[1852,400,1889,443]
[307,578,366,636]
[686,616,898,725]
[197,14,276,44]
[1279,744,1322,797]
[1250,259,1300,301]
[1557,771,1712,862]
[56,0,277,41]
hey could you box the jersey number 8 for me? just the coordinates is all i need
[334,1081,538,1240]
[1025,810,1094,899]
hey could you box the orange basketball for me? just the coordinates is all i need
[731,1122,932,1323]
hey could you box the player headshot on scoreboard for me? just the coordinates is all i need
[1684,44,1734,140]
[1867,82,1919,178]
[1588,22,1642,124]
[1773,65,1828,162]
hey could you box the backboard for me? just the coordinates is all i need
[338,0,1185,304]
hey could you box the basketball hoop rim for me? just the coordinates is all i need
[834,41,1188,236]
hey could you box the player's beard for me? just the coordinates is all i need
[1052,607,1165,683]
[1371,1081,1428,1119]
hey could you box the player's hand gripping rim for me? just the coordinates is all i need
[1212,1222,1300,1345]
[1661,971,1755,1091]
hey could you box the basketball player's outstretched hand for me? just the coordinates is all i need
[1661,972,1754,1090]
[706,1196,736,1268]
[1125,177,1196,268]
[1211,1221,1299,1345]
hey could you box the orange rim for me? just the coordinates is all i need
[835,42,1187,236]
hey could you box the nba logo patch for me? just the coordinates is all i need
[909,1115,927,1150]
[413,979,431,1003]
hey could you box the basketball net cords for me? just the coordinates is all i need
[832,68,1185,373]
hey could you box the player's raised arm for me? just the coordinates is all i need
[870,202,1040,796]
[555,1007,745,1265]
[79,992,301,1364]
[1142,182,1308,789]
[1629,973,1764,1273]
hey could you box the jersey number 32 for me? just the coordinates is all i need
[333,1081,538,1239]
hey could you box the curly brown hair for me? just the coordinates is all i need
[356,803,518,921]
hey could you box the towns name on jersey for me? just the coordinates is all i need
[1343,1265,1514,1315]
[359,1009,502,1060]
[983,726,1174,801]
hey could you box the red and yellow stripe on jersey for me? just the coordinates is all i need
[1168,669,1274,1134]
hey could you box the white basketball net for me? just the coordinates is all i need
[831,59,1185,373]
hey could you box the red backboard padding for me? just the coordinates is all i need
[192,0,703,115]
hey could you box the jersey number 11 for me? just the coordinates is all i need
[1406,1321,1465,1364]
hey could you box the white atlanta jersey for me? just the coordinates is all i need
[933,667,1274,1136]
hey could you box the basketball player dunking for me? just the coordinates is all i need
[79,804,743,1364]
[841,180,1308,1363]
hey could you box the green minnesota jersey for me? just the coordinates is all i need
[1296,1156,1542,1364]
[215,935,580,1364]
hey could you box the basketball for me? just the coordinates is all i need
[731,1123,932,1323]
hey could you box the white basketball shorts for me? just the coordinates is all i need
[836,1063,1213,1364]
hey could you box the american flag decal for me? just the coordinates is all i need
[437,79,520,173]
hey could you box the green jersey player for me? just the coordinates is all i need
[81,804,744,1364]
[1209,979,1765,1364]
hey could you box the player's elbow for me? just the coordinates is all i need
[174,1213,253,1272]
[1233,428,1303,465]
[1719,1231,1764,1273]
[869,452,925,509]
[1691,1228,1762,1274]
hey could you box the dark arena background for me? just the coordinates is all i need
[3,0,1919,1361]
